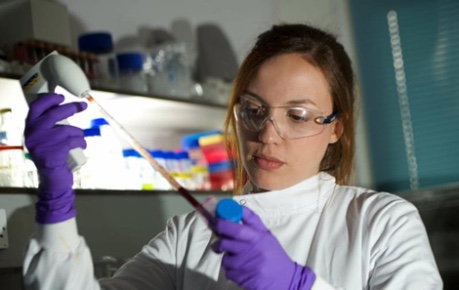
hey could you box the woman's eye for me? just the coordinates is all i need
[245,104,263,116]
[288,109,309,122]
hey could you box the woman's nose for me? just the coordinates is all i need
[257,117,282,143]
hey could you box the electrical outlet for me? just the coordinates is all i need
[0,209,8,249]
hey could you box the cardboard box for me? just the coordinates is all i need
[0,0,71,50]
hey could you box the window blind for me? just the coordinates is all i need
[349,0,459,192]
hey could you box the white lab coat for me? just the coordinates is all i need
[23,172,442,289]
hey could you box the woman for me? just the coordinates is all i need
[23,24,442,289]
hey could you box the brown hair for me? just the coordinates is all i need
[223,23,356,194]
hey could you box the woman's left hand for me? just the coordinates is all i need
[212,206,316,290]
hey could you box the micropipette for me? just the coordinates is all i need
[20,51,216,224]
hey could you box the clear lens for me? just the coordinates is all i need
[234,96,335,139]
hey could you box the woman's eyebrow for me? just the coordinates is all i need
[286,99,318,106]
[243,90,262,100]
[243,90,318,106]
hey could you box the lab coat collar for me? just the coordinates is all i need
[232,172,336,216]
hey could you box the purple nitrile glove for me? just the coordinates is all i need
[24,93,87,224]
[212,206,316,290]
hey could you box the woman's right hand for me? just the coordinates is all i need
[24,93,88,224]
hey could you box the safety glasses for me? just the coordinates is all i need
[233,94,337,139]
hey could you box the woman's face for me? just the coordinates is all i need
[237,53,341,192]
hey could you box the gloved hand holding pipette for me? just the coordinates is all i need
[24,93,88,224]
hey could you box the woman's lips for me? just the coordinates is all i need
[253,155,284,170]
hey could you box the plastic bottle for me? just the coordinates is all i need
[79,127,125,189]
[0,108,25,187]
[181,130,220,190]
[198,133,234,191]
[181,130,220,167]
[175,151,195,189]
[90,118,125,171]
[78,32,119,89]
[198,133,230,165]
[79,127,105,189]
[122,149,143,190]
[0,108,22,146]
[208,160,234,191]
[90,118,127,189]
[149,150,172,190]
[163,150,179,176]
[0,146,24,187]
[116,52,148,93]
[147,42,193,99]
[123,148,159,190]
[90,118,122,150]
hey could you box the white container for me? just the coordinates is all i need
[0,0,71,49]
[0,146,24,187]
[147,42,193,99]
[0,108,22,146]
[0,108,25,187]
[175,151,195,189]
[78,32,119,90]
[122,149,142,190]
[90,118,125,171]
[117,52,147,93]
[149,150,172,190]
[79,127,126,190]
[122,149,156,190]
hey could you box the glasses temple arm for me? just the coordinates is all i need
[322,112,338,124]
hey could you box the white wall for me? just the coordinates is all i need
[57,0,284,64]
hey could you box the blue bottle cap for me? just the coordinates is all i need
[216,198,242,222]
[181,130,222,150]
[78,32,114,54]
[116,52,144,71]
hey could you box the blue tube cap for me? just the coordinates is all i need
[83,127,101,137]
[91,118,109,128]
[216,198,243,222]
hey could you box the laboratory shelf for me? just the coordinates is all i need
[0,74,227,136]
[0,72,228,109]
[0,187,231,196]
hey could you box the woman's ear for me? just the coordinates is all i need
[329,119,343,144]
